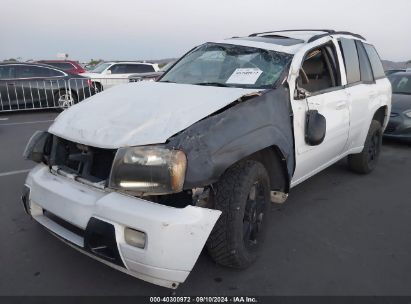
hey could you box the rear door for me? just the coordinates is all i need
[104,64,130,88]
[291,41,350,184]
[338,38,376,150]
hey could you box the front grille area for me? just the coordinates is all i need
[50,136,116,183]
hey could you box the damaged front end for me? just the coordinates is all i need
[23,132,221,289]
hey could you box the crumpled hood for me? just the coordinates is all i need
[49,81,260,149]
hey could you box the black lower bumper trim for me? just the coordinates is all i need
[84,217,125,267]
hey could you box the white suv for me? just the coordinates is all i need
[23,29,391,289]
[82,61,159,90]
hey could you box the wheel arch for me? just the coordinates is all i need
[372,105,388,128]
[241,145,290,193]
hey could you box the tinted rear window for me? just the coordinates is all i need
[43,62,74,70]
[363,43,385,79]
[355,41,374,83]
[126,64,155,73]
[338,38,361,84]
[15,65,64,78]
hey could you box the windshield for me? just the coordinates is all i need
[160,61,175,72]
[389,74,411,95]
[90,62,111,73]
[160,43,292,89]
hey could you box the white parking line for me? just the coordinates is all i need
[0,120,54,126]
[0,169,31,177]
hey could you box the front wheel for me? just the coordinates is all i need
[348,120,382,174]
[207,160,270,268]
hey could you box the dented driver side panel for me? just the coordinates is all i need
[167,86,295,190]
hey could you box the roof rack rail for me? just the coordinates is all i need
[307,31,366,43]
[249,29,335,37]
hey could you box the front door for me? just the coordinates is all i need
[291,43,350,185]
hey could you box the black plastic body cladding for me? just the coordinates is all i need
[167,86,295,190]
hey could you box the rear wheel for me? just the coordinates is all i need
[55,90,77,109]
[93,82,103,93]
[348,120,382,174]
[207,160,270,268]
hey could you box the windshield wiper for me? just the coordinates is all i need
[194,82,230,87]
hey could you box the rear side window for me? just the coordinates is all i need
[363,43,385,79]
[355,41,374,83]
[338,38,361,84]
[15,65,64,78]
[126,64,155,73]
[0,66,14,79]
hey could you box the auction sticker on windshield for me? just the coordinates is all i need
[226,68,262,84]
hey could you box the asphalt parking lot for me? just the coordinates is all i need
[0,111,410,296]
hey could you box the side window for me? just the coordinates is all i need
[338,38,361,84]
[126,64,155,73]
[363,43,385,79]
[15,65,64,78]
[47,68,65,77]
[299,44,341,94]
[0,66,13,79]
[109,64,128,74]
[355,41,374,83]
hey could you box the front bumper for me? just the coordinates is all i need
[383,114,411,143]
[24,164,221,289]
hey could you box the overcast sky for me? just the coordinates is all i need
[1,0,410,62]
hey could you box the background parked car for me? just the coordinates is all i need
[384,72,411,143]
[0,63,96,111]
[128,61,175,82]
[82,61,160,91]
[385,69,406,76]
[36,60,86,74]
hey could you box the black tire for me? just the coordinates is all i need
[93,82,103,93]
[207,160,270,268]
[348,120,382,174]
[54,90,77,110]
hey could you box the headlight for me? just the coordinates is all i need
[23,131,52,163]
[109,146,187,195]
[405,110,411,118]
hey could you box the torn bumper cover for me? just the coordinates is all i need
[24,164,221,289]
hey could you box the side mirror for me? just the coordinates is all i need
[105,69,112,75]
[305,110,326,146]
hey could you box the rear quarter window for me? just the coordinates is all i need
[338,38,361,84]
[355,41,374,83]
[363,43,385,79]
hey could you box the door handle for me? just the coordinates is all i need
[336,101,346,110]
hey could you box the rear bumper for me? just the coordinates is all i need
[24,164,221,289]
